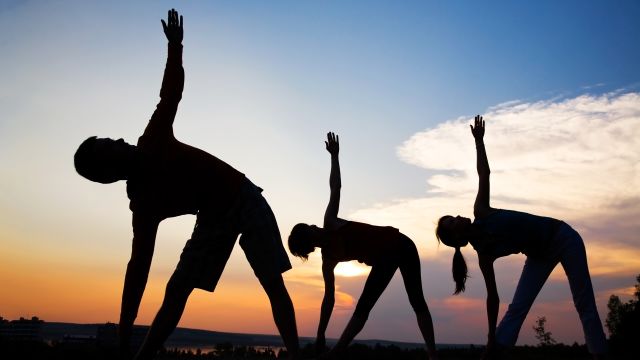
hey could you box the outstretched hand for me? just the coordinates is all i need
[470,115,485,140]
[161,9,183,44]
[325,132,339,156]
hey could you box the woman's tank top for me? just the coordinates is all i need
[471,209,563,258]
[321,221,402,266]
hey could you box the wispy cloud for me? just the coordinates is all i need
[356,91,640,262]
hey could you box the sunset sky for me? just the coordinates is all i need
[1,0,639,347]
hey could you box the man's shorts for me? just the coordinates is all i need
[173,178,292,291]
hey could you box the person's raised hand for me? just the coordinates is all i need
[161,8,183,44]
[470,115,485,140]
[325,132,339,156]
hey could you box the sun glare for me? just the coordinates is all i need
[334,261,370,277]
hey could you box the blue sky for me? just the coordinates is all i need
[1,0,639,346]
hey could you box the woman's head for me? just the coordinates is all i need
[436,215,472,248]
[436,215,472,295]
[288,223,323,260]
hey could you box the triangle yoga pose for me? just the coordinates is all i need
[288,132,439,360]
[72,8,608,360]
[74,9,300,360]
[436,115,608,360]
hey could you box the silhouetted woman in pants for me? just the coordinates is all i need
[436,116,607,359]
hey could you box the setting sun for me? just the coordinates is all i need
[334,261,370,277]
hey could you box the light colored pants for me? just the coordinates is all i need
[495,223,607,354]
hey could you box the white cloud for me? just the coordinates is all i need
[355,91,640,254]
[344,90,640,345]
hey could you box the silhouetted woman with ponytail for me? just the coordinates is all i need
[289,132,438,360]
[436,116,606,360]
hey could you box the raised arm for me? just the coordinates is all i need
[118,213,159,357]
[478,254,499,356]
[316,260,337,354]
[142,9,185,139]
[471,115,492,218]
[323,132,341,229]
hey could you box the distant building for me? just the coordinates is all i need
[0,316,44,341]
[61,334,97,347]
[0,316,9,338]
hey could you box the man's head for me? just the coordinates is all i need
[74,136,136,184]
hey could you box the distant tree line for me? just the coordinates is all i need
[3,275,639,360]
[0,338,593,360]
[605,274,640,359]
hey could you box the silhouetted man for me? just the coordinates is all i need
[74,9,299,360]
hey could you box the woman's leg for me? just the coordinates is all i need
[558,227,607,355]
[495,256,557,347]
[397,238,437,358]
[332,263,397,353]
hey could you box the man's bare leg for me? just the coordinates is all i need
[260,275,300,359]
[134,275,193,360]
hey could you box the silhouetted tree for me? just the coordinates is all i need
[533,316,557,346]
[606,274,640,357]
[215,342,233,358]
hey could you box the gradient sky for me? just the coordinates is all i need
[1,0,639,346]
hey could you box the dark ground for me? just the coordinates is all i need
[0,338,616,360]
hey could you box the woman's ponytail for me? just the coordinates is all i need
[452,246,468,294]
